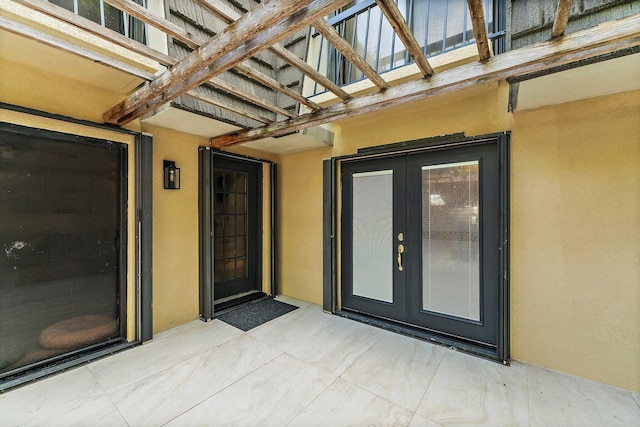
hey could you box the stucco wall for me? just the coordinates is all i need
[509,88,640,393]
[141,125,205,333]
[277,146,331,303]
[3,52,638,393]
[276,83,640,392]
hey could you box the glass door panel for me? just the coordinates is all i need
[341,156,406,321]
[421,161,480,321]
[210,156,260,301]
[352,170,394,303]
[342,140,502,350]
[213,170,248,283]
[407,142,499,346]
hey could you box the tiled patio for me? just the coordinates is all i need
[1,296,638,427]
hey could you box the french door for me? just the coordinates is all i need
[341,140,502,349]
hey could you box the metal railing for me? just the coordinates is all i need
[49,0,147,44]
[312,0,506,95]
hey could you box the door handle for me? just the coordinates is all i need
[397,244,405,271]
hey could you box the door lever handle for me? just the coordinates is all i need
[397,244,405,271]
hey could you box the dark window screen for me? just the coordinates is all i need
[0,125,126,377]
[213,170,248,283]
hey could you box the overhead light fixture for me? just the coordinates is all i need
[163,160,180,190]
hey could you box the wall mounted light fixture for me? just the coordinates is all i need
[163,160,180,190]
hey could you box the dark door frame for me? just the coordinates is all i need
[198,148,277,320]
[323,132,510,363]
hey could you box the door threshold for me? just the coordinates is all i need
[0,340,139,393]
[336,309,507,365]
[214,291,266,314]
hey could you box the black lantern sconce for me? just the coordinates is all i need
[163,160,180,190]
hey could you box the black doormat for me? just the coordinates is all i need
[216,297,298,331]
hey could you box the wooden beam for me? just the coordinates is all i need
[14,0,293,120]
[0,10,279,123]
[211,13,640,147]
[312,18,389,90]
[206,78,295,118]
[552,0,574,38]
[103,0,351,125]
[193,0,352,101]
[467,0,491,61]
[101,0,319,111]
[375,0,434,77]
[12,0,168,63]
[192,0,240,23]
[0,15,154,80]
[102,0,199,49]
[233,62,321,111]
[186,89,273,124]
[269,44,352,100]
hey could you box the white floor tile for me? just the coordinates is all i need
[288,377,413,426]
[87,319,242,393]
[248,304,344,353]
[287,316,383,376]
[165,353,336,426]
[417,354,529,427]
[341,331,446,411]
[274,295,311,309]
[0,367,127,427]
[408,413,445,427]
[527,364,640,427]
[3,303,639,427]
[109,335,282,427]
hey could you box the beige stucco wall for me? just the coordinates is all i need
[276,84,640,392]
[141,125,205,333]
[3,52,638,392]
[277,146,331,303]
[509,88,640,392]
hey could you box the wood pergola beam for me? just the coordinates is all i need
[192,0,238,23]
[552,0,574,38]
[312,18,389,90]
[102,0,198,48]
[103,0,351,125]
[210,13,640,147]
[186,89,273,124]
[233,62,321,111]
[14,0,295,120]
[467,0,491,61]
[207,78,295,118]
[0,9,278,124]
[0,15,155,81]
[269,44,352,100]
[192,0,352,101]
[12,0,166,62]
[375,0,434,77]
[102,0,320,112]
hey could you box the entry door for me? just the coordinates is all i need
[211,156,261,301]
[341,142,500,348]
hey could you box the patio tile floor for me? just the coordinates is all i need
[1,296,638,427]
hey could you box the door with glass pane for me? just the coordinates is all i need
[341,155,407,321]
[212,157,261,301]
[341,142,499,347]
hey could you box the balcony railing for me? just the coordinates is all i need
[48,0,147,44]
[312,0,505,95]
